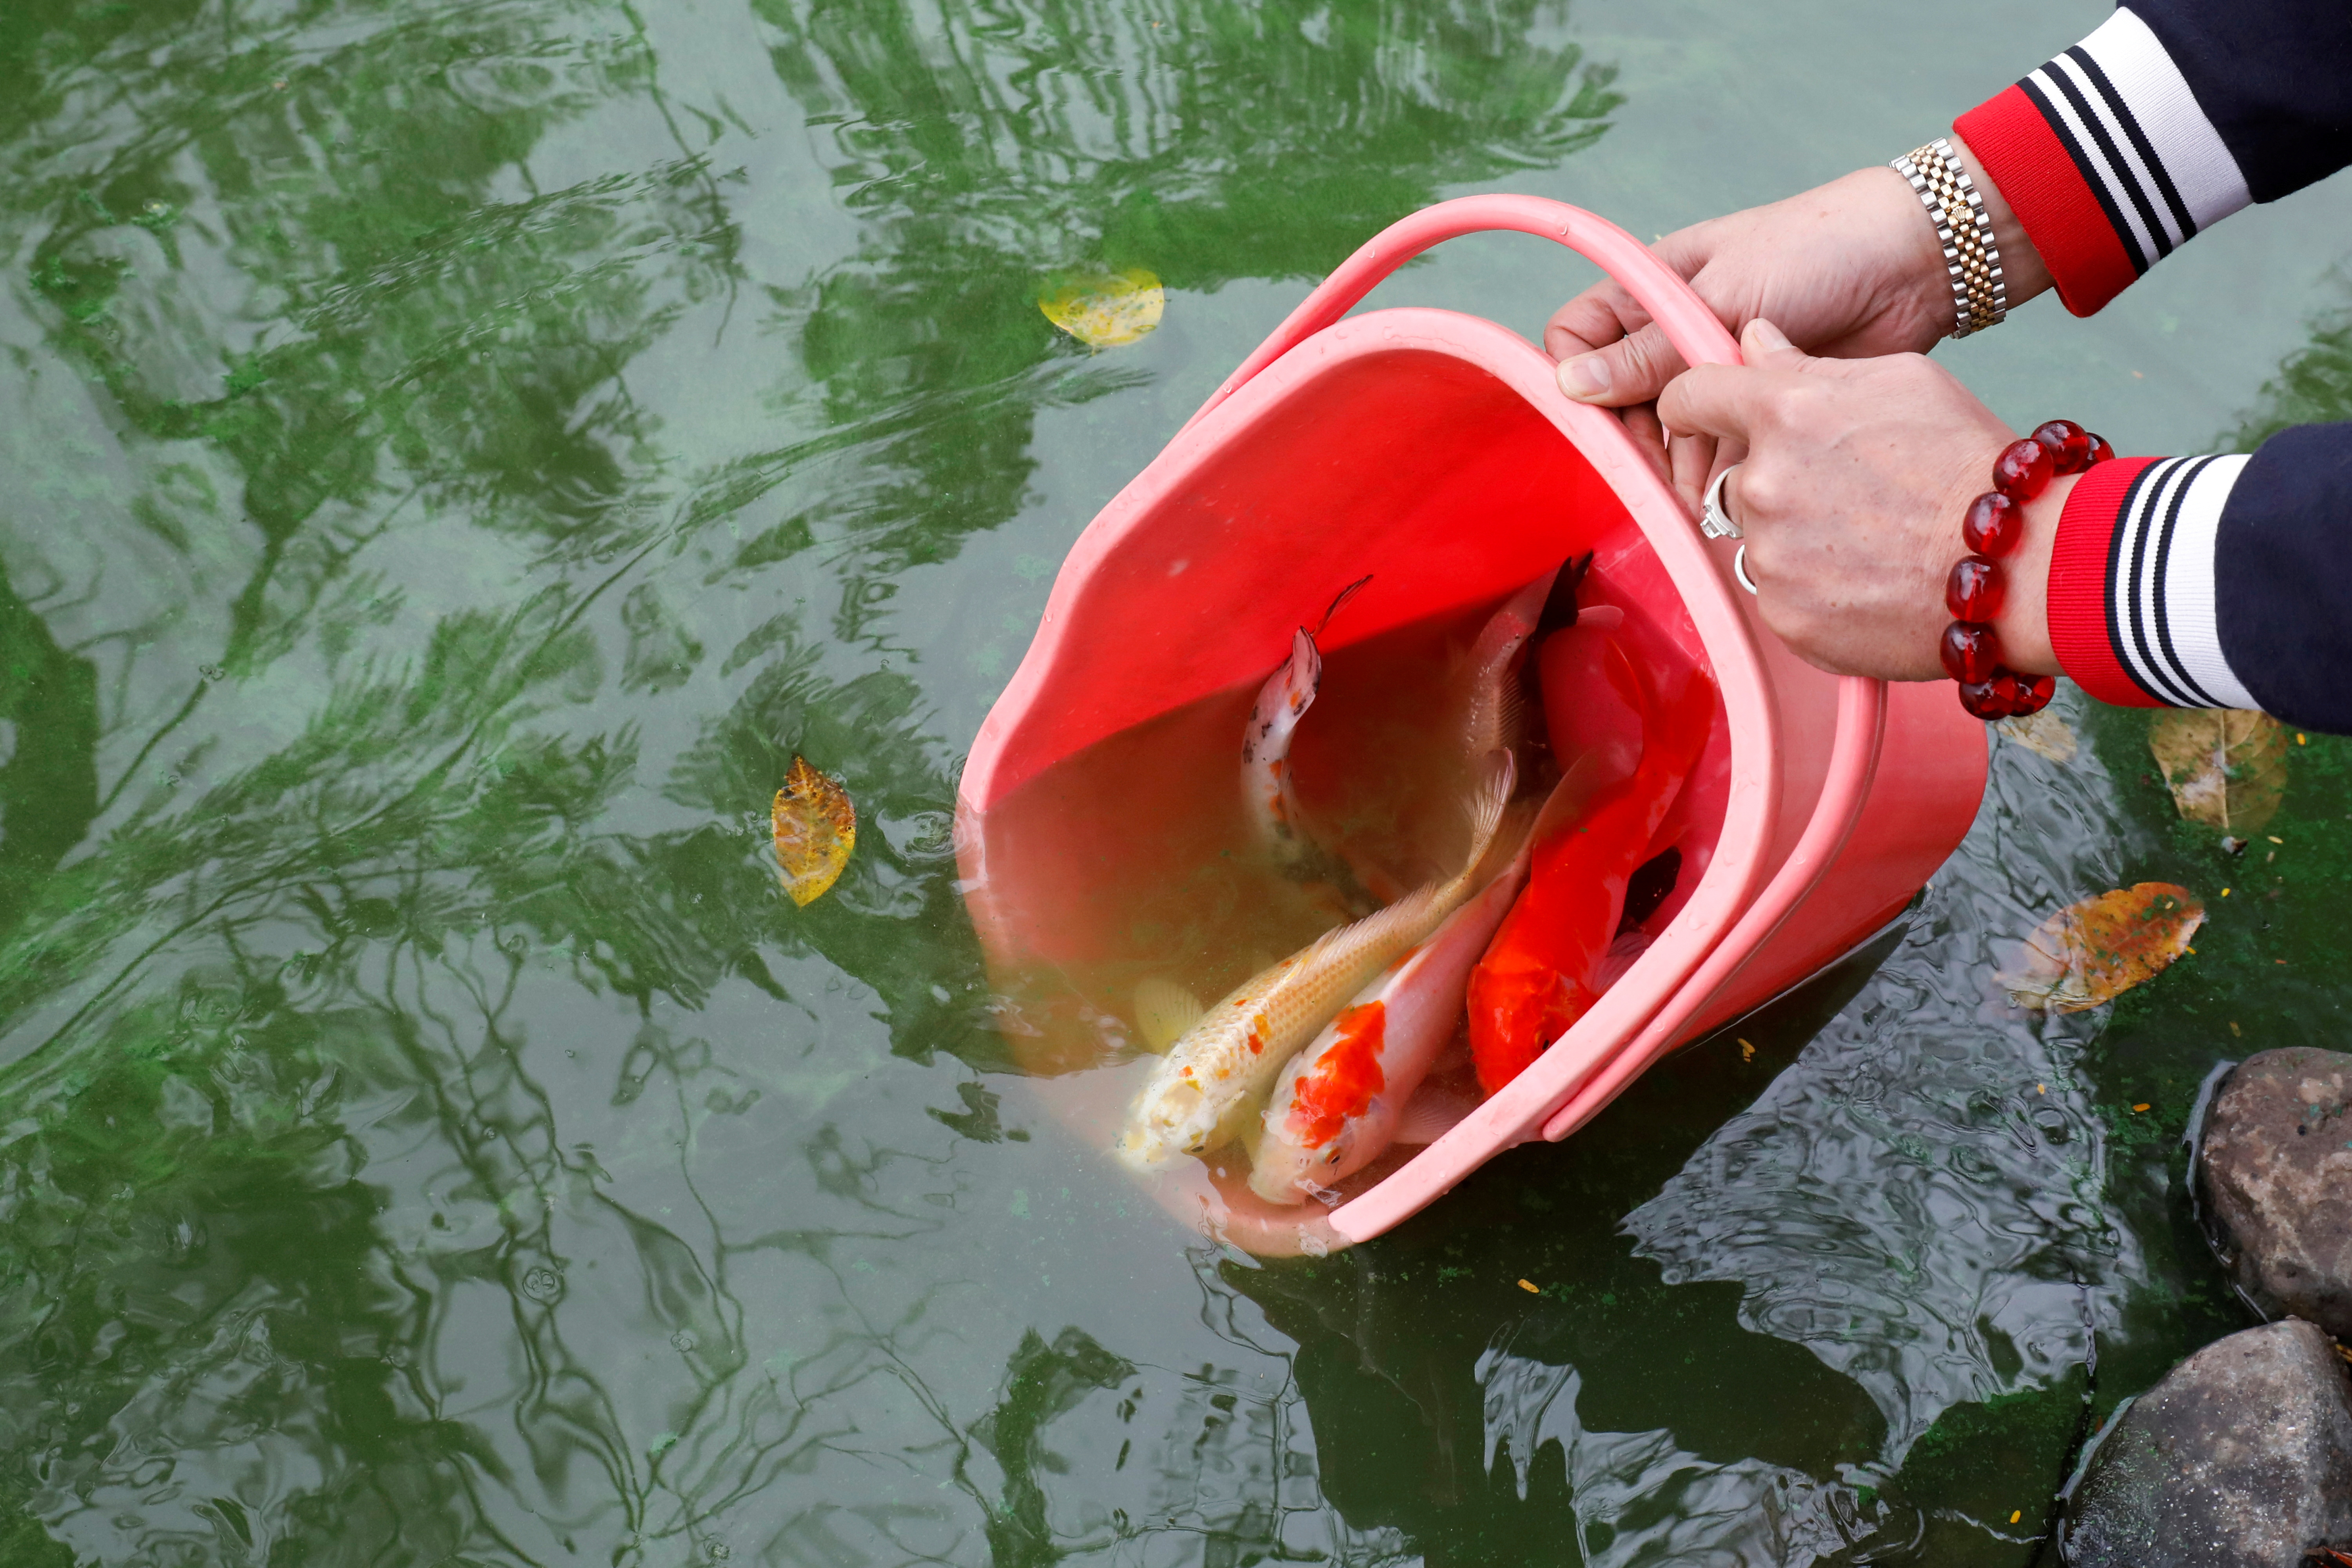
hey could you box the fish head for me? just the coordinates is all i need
[1116,1070,1219,1172]
[1246,1100,1343,1205]
[1247,999,1387,1204]
[1241,627,1323,767]
[1247,1090,1367,1205]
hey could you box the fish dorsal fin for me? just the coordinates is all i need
[1132,978,1205,1053]
[1311,575,1372,636]
[1300,878,1444,970]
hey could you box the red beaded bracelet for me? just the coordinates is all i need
[1940,418,2114,719]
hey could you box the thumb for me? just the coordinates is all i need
[1655,360,1766,448]
[1555,321,1689,407]
[1654,319,1822,443]
[1739,317,1811,369]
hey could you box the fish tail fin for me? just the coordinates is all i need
[1459,749,1516,876]
[1494,679,1529,758]
[1430,752,1524,902]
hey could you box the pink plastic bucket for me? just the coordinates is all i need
[956,196,1986,1251]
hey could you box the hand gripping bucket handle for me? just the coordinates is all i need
[1172,196,1892,1241]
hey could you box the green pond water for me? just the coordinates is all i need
[5,0,2352,1561]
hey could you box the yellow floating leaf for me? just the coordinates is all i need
[773,756,855,907]
[2148,708,2285,832]
[1039,266,1164,348]
[1995,708,2078,763]
[1998,882,2204,1013]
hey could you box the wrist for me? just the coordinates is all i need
[1869,134,2055,341]
[1938,423,2107,719]
[1945,132,2052,309]
[1864,163,1968,341]
[1991,471,2071,676]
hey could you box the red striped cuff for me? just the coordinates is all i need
[1952,11,2252,319]
[1955,86,2137,317]
[2047,457,2168,706]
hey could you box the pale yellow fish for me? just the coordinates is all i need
[1115,751,1515,1171]
[1448,569,1551,770]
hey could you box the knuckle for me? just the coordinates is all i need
[1736,466,1785,519]
[1610,335,1653,382]
[1617,327,1675,382]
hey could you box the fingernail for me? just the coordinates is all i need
[1558,354,1612,400]
[1749,319,1791,350]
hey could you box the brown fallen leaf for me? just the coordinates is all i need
[773,756,855,907]
[1998,882,2205,1013]
[1995,708,2078,763]
[2148,708,2285,832]
[1039,266,1164,348]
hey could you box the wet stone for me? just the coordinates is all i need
[2199,1047,2352,1337]
[2063,1320,2352,1566]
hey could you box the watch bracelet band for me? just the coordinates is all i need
[1891,137,2007,338]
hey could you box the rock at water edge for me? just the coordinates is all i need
[2063,1319,2352,1566]
[2199,1046,2352,1337]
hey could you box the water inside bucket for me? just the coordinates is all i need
[971,559,1728,1245]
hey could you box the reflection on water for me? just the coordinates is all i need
[0,0,2330,1559]
[1478,1348,1920,1562]
[1628,692,2140,1462]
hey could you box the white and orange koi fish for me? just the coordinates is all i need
[1245,856,1525,1203]
[1246,714,1629,1204]
[1116,751,1515,1171]
[1240,576,1367,866]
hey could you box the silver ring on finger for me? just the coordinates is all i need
[1733,544,1759,596]
[1699,463,1744,541]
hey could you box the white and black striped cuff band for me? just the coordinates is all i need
[2020,8,2251,276]
[2108,453,2257,710]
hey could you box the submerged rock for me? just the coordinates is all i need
[2199,1047,2352,1337]
[2062,1320,2352,1566]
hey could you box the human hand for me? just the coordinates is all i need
[1549,138,2052,508]
[1656,319,2068,682]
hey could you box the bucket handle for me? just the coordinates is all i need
[1180,194,1741,433]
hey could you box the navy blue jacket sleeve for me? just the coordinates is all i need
[1955,6,2352,729]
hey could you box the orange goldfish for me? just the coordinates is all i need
[1466,628,1715,1096]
